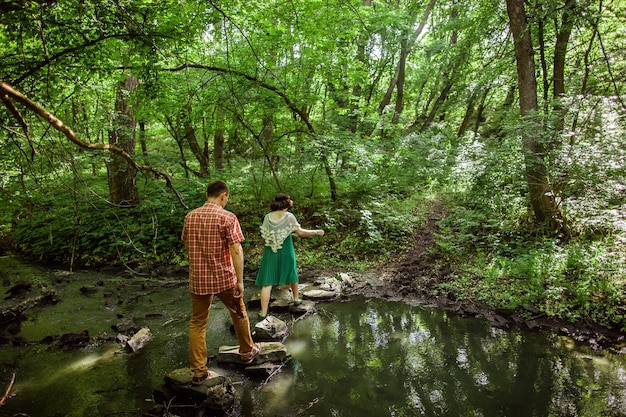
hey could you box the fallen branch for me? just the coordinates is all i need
[0,289,57,325]
[0,81,188,209]
[0,373,16,407]
[255,362,288,391]
[290,309,315,325]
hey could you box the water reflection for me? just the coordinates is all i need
[270,299,626,417]
[0,257,624,417]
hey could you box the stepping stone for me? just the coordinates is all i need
[253,316,289,342]
[125,327,152,352]
[164,368,227,393]
[269,298,292,313]
[302,289,338,301]
[217,341,289,366]
[290,300,316,315]
[162,368,234,411]
[248,287,295,312]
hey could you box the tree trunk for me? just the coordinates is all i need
[182,109,209,177]
[506,0,565,231]
[553,0,575,133]
[348,0,372,134]
[457,92,477,139]
[391,35,408,126]
[481,84,515,138]
[536,2,549,108]
[139,120,147,156]
[377,0,436,115]
[107,74,140,207]
[164,114,190,178]
[417,4,459,133]
[419,78,452,132]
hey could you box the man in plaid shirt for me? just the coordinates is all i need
[182,180,260,385]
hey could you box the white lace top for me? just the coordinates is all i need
[260,211,300,252]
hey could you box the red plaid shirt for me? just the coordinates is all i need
[181,201,245,295]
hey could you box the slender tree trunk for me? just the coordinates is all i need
[182,109,209,177]
[536,1,549,108]
[417,5,458,132]
[164,114,190,178]
[214,129,224,171]
[457,92,477,139]
[420,78,452,132]
[139,120,147,156]
[506,0,565,231]
[378,0,436,114]
[553,0,574,99]
[481,84,515,138]
[260,115,284,190]
[473,91,488,136]
[348,0,371,134]
[553,0,575,134]
[107,74,140,207]
[391,35,408,126]
[572,8,598,136]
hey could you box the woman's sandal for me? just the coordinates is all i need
[242,343,261,364]
[293,299,303,306]
[258,311,267,320]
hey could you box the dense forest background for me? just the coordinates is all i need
[0,0,624,331]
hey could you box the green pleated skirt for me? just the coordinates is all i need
[255,235,298,286]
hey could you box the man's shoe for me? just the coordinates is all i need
[241,343,261,364]
[191,372,209,385]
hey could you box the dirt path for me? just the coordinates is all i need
[335,200,625,352]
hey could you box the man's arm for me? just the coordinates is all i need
[230,242,244,297]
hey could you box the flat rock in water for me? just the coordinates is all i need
[217,341,289,366]
[253,316,289,342]
[269,298,292,313]
[111,316,138,334]
[290,300,316,315]
[125,327,152,352]
[164,368,227,393]
[162,368,234,411]
[302,289,338,301]
[249,287,293,311]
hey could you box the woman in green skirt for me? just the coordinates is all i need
[255,193,324,319]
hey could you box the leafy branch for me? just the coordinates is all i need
[165,64,338,199]
[0,81,188,209]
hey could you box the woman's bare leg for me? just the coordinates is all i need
[290,283,300,302]
[260,285,272,317]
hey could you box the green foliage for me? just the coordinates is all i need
[431,124,626,330]
[10,179,192,268]
[437,234,625,330]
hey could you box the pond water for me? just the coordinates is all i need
[0,256,625,417]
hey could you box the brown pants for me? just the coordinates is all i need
[189,287,254,377]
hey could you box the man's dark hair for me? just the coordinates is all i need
[206,180,229,197]
[270,193,291,211]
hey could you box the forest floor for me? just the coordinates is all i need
[318,200,626,352]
